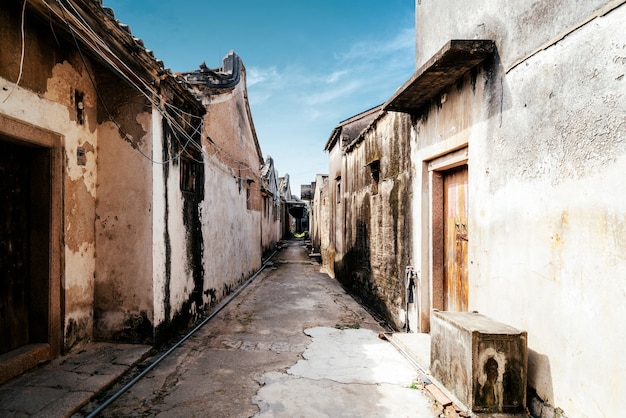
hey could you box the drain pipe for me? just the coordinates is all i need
[85,249,278,418]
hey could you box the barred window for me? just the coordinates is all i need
[180,157,203,195]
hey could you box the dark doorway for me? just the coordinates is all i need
[0,139,51,355]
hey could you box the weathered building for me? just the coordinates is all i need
[179,52,270,311]
[322,105,415,323]
[309,174,328,258]
[260,155,282,255]
[0,0,282,384]
[278,174,295,238]
[317,1,625,416]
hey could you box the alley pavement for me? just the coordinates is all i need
[0,239,452,417]
[0,343,151,417]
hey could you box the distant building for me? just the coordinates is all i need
[309,174,329,263]
[260,156,282,256]
[300,183,314,201]
[278,175,293,238]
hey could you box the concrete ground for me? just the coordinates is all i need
[75,239,441,417]
[253,326,433,417]
[0,343,151,417]
[0,239,529,417]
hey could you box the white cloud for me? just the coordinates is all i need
[305,79,363,106]
[247,24,415,191]
[340,26,414,62]
[247,66,279,87]
[326,69,350,84]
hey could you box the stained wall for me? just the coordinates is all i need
[0,1,99,352]
[93,69,155,344]
[410,1,626,416]
[327,112,414,329]
[192,64,265,319]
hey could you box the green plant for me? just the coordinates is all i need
[334,323,361,330]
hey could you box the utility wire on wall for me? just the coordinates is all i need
[2,0,27,104]
[8,0,268,195]
[53,0,205,164]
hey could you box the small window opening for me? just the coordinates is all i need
[180,157,202,194]
[336,177,341,204]
[246,179,254,210]
[369,160,380,195]
[74,90,85,125]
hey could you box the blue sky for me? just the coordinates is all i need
[103,1,416,197]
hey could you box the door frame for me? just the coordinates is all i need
[0,114,63,381]
[425,147,468,328]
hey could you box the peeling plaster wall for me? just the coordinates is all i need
[260,199,280,255]
[310,174,329,255]
[39,58,99,339]
[200,73,264,285]
[160,149,193,330]
[325,143,343,277]
[201,156,262,307]
[0,2,101,351]
[94,93,154,344]
[413,2,626,416]
[152,99,207,342]
[333,113,414,329]
[150,65,264,338]
[152,111,167,329]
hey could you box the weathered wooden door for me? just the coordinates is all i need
[443,166,468,311]
[0,141,31,354]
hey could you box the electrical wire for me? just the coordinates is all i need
[52,0,205,155]
[54,0,269,182]
[55,0,203,165]
[2,0,27,104]
[47,0,269,190]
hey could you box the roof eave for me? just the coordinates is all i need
[383,40,495,113]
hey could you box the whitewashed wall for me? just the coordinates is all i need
[411,1,626,416]
[201,156,262,303]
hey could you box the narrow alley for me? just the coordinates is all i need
[74,240,438,417]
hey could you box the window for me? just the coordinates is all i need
[180,157,203,195]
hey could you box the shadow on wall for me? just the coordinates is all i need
[527,349,559,417]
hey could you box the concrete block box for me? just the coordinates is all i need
[430,311,527,413]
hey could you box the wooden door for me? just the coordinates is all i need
[443,166,468,311]
[0,141,31,354]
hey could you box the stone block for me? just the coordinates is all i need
[0,343,51,386]
[431,311,527,413]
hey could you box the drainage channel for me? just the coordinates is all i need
[85,250,278,418]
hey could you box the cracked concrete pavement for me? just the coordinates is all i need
[253,326,434,417]
[78,240,438,417]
